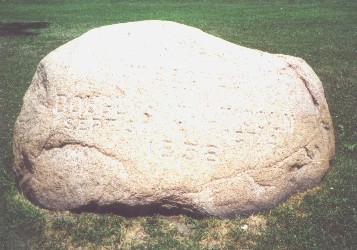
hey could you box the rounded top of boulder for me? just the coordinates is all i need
[13,20,334,217]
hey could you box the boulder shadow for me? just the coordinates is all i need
[0,22,49,36]
[72,202,206,219]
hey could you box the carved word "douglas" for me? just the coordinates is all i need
[52,95,126,118]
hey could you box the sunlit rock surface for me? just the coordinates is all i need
[13,21,335,217]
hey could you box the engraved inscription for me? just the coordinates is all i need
[52,93,295,163]
[162,139,174,157]
[151,139,223,164]
[230,110,294,134]
[53,95,125,117]
[149,109,294,164]
[182,141,198,160]
[204,144,220,162]
[52,94,128,131]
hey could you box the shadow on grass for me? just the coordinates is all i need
[72,201,206,219]
[0,22,49,36]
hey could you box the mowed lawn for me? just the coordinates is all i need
[0,0,356,249]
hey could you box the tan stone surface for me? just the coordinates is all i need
[13,20,335,217]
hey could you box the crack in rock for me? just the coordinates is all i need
[286,62,320,109]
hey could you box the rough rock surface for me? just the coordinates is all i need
[13,20,335,217]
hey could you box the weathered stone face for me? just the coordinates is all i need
[13,20,335,217]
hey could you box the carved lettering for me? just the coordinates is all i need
[53,95,67,114]
[52,94,294,158]
[68,96,82,114]
[52,95,125,118]
[64,118,74,130]
[52,94,128,131]
[182,141,199,160]
[92,118,101,129]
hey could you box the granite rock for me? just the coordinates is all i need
[13,21,335,217]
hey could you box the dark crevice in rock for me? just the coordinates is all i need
[19,173,32,188]
[286,62,319,109]
[17,173,35,202]
[329,159,335,167]
[37,63,49,92]
[322,120,331,131]
[299,75,319,107]
[290,163,305,172]
[22,152,34,174]
[304,146,313,160]
[41,141,118,160]
[43,141,83,150]
[254,180,273,188]
[71,201,206,219]
[18,153,36,199]
[279,146,305,163]
[20,183,33,200]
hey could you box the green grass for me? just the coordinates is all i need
[0,0,356,249]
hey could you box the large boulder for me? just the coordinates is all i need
[13,20,335,217]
